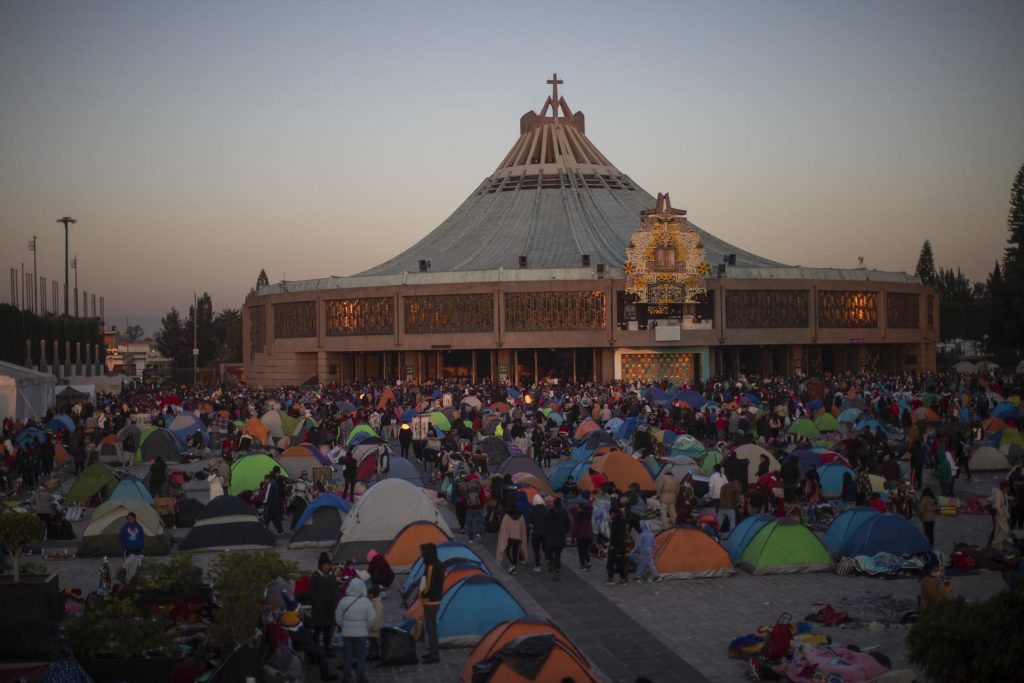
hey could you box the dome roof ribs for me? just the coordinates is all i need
[356,75,782,276]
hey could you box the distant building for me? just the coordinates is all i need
[104,334,171,379]
[244,78,937,386]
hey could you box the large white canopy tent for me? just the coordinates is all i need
[0,360,55,420]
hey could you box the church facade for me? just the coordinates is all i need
[243,78,936,386]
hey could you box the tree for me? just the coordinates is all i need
[915,240,937,286]
[155,307,190,369]
[247,268,270,299]
[0,512,45,581]
[215,308,242,363]
[935,267,973,303]
[185,292,217,368]
[123,324,145,342]
[998,163,1024,358]
[1007,163,1024,253]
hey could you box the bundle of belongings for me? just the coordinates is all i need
[728,613,831,660]
[959,495,992,515]
[805,593,918,627]
[835,552,927,577]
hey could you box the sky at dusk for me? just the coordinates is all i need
[1,1,1022,333]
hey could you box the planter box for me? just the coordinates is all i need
[0,573,62,658]
[80,657,184,683]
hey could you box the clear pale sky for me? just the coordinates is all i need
[2,1,1022,333]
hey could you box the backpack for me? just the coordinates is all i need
[466,483,482,508]
[761,613,793,661]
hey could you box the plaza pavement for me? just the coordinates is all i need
[26,457,1015,683]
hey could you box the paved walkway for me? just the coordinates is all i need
[482,535,712,683]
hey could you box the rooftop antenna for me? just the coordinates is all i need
[857,256,865,269]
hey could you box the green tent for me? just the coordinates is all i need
[813,413,841,433]
[346,423,378,446]
[696,449,724,471]
[737,519,833,574]
[66,463,120,504]
[78,497,171,557]
[428,411,451,432]
[788,418,821,438]
[134,425,159,463]
[229,453,280,495]
[670,435,705,458]
[999,428,1024,451]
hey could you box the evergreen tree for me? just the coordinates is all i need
[214,308,242,363]
[1008,163,1024,252]
[155,307,190,369]
[185,293,218,368]
[915,240,937,286]
[999,163,1024,358]
[988,262,1006,354]
[247,269,270,299]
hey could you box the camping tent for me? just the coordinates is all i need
[0,360,56,419]
[289,493,350,549]
[135,427,181,464]
[66,463,120,505]
[178,495,276,552]
[401,544,490,598]
[653,527,736,579]
[735,519,833,574]
[970,445,1011,471]
[386,457,426,487]
[586,450,656,492]
[460,617,598,683]
[78,498,171,557]
[241,418,270,445]
[229,453,280,495]
[814,413,841,433]
[433,575,527,646]
[278,445,327,479]
[723,514,776,563]
[169,413,208,446]
[497,456,547,481]
[734,444,781,482]
[334,478,452,561]
[818,463,857,499]
[669,435,706,458]
[478,436,513,469]
[97,439,126,465]
[108,477,154,505]
[842,513,931,558]
[383,520,453,571]
[822,507,881,557]
[657,456,702,484]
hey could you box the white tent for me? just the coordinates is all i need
[0,360,56,420]
[970,445,1011,472]
[339,478,452,545]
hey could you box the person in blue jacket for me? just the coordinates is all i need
[118,511,145,558]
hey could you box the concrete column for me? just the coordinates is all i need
[95,343,102,376]
[513,349,519,385]
[64,341,71,378]
[53,340,60,378]
[40,339,47,374]
[533,349,538,383]
[26,339,33,369]
[471,351,477,383]
[75,341,82,376]
[85,343,93,376]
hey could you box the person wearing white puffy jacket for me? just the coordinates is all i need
[335,578,375,683]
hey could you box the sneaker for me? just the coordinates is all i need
[476,533,482,542]
[466,538,473,544]
[653,576,663,582]
[533,566,543,572]
[510,567,517,575]
[634,578,643,583]
[618,580,628,585]
[605,580,616,586]
[580,565,589,571]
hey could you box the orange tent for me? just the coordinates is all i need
[242,418,270,445]
[573,418,601,440]
[461,617,598,683]
[383,520,451,571]
[377,388,397,409]
[406,564,488,621]
[53,444,70,464]
[982,417,1007,433]
[591,450,655,492]
[99,434,119,445]
[513,474,554,497]
[489,401,510,414]
[653,527,735,579]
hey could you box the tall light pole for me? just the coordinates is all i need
[193,291,199,386]
[27,235,37,313]
[57,217,76,316]
[71,256,79,317]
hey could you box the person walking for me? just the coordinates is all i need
[605,505,629,585]
[528,494,548,572]
[398,423,413,458]
[334,578,375,683]
[718,477,741,535]
[570,500,593,570]
[991,479,1011,552]
[918,487,938,547]
[840,471,858,512]
[496,505,528,574]
[656,469,679,525]
[342,452,358,502]
[418,543,443,664]
[264,467,285,534]
[909,438,925,490]
[633,521,662,583]
[148,456,168,497]
[308,552,339,657]
[463,473,486,543]
[542,497,572,577]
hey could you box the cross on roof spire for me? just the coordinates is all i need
[547,72,563,111]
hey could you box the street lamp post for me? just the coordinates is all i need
[71,256,78,317]
[27,236,37,313]
[57,217,76,316]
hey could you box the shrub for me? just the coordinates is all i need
[136,553,204,593]
[64,597,176,659]
[208,550,297,647]
[906,583,1024,682]
[0,512,45,582]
